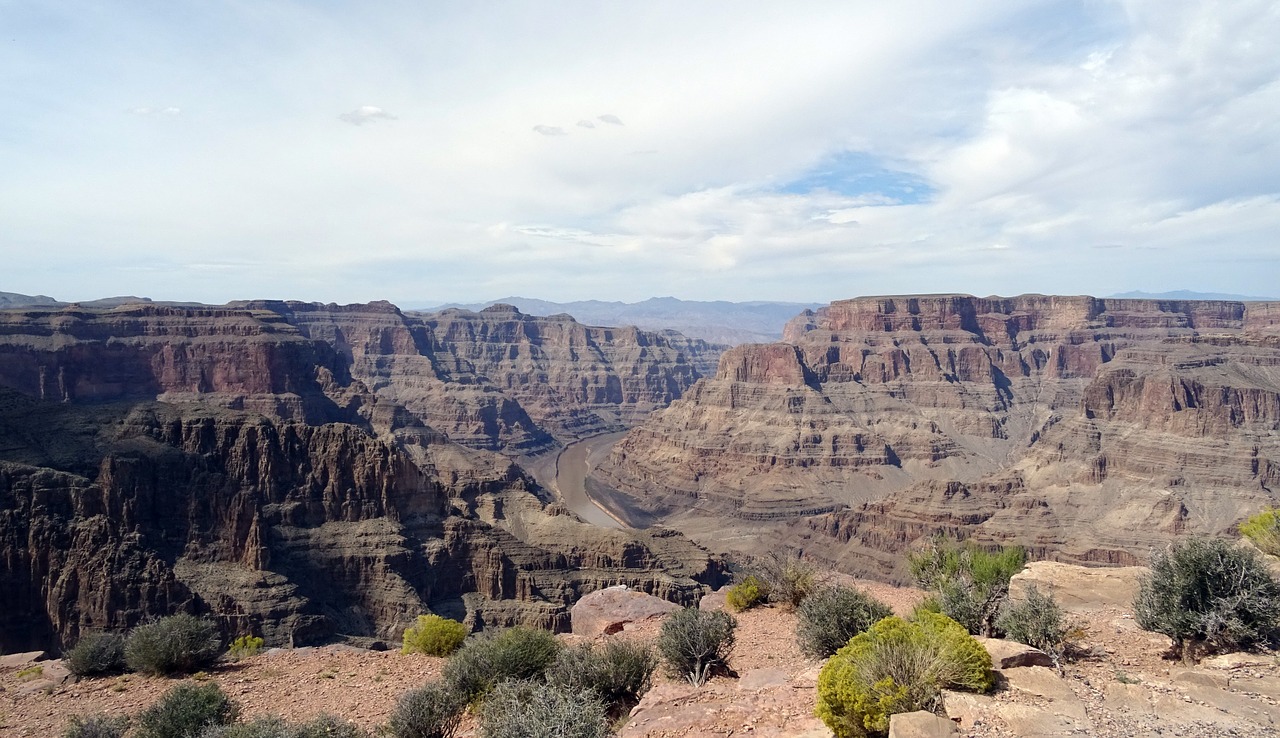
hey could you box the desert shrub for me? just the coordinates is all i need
[797,586,894,659]
[908,537,1025,637]
[199,714,366,738]
[546,639,657,713]
[125,614,223,676]
[440,626,561,701]
[657,607,736,686]
[66,632,127,676]
[726,575,768,612]
[291,714,366,738]
[402,615,468,657]
[227,635,264,661]
[1241,507,1280,557]
[135,682,237,738]
[996,585,1069,663]
[385,682,464,738]
[477,680,609,738]
[756,554,817,609]
[63,714,129,738]
[816,612,993,738]
[1134,536,1280,663]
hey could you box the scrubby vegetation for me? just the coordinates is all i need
[441,626,561,701]
[477,680,610,738]
[227,635,264,662]
[657,607,737,686]
[756,554,817,609]
[816,612,994,738]
[1134,536,1280,663]
[125,614,223,676]
[386,682,464,738]
[796,585,894,660]
[908,536,1026,637]
[996,585,1070,664]
[726,574,768,612]
[66,632,127,677]
[401,615,468,657]
[198,714,366,738]
[1241,507,1280,557]
[134,682,237,738]
[546,639,657,714]
[63,714,129,738]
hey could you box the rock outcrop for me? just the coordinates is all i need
[592,295,1280,576]
[0,301,726,654]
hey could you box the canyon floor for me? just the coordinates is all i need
[5,565,1280,737]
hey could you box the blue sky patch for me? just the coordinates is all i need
[778,151,934,204]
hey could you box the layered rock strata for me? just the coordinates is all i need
[0,302,724,653]
[593,295,1280,575]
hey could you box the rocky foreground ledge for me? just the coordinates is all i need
[3,562,1279,737]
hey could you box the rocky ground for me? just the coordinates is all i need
[3,566,1278,737]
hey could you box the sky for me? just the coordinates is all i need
[2,1,1278,305]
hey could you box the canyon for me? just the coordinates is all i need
[4,293,1280,657]
[592,295,1280,579]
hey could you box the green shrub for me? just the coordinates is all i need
[908,537,1025,637]
[657,608,736,686]
[125,614,223,676]
[440,626,561,702]
[1241,507,1280,557]
[135,682,237,738]
[757,554,817,609]
[797,586,894,659]
[385,682,463,738]
[726,575,768,612]
[198,714,366,738]
[477,680,609,738]
[996,586,1069,664]
[227,635,264,662]
[546,639,657,714]
[1134,536,1280,663]
[402,615,468,657]
[816,612,993,738]
[63,714,129,738]
[66,632,127,677]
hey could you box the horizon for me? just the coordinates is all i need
[4,2,1278,304]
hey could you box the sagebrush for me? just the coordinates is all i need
[996,585,1069,664]
[657,607,736,686]
[66,632,127,677]
[125,614,223,676]
[441,626,561,701]
[63,714,129,738]
[134,682,237,738]
[546,639,657,714]
[796,585,893,659]
[385,682,463,738]
[477,680,609,738]
[726,575,768,612]
[756,554,817,609]
[1134,536,1280,663]
[908,536,1025,637]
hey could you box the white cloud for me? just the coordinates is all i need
[532,124,567,136]
[338,105,395,125]
[596,114,624,126]
[576,119,595,129]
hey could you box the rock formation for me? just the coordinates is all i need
[592,295,1280,577]
[0,301,725,654]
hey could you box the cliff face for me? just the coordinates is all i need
[0,302,724,653]
[594,295,1280,574]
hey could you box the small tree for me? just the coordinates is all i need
[657,608,736,686]
[1134,536,1280,663]
[908,536,1025,637]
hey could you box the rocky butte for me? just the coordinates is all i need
[591,294,1280,579]
[0,300,726,654]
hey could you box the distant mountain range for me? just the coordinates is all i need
[416,297,823,345]
[1109,290,1279,301]
[0,291,154,309]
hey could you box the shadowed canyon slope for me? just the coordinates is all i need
[0,301,725,653]
[592,295,1280,577]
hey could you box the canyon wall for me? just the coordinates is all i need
[0,302,724,653]
[593,295,1280,577]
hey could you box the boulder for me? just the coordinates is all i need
[976,637,1054,669]
[888,711,957,737]
[571,586,681,638]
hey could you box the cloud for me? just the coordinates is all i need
[532,124,567,136]
[128,106,181,116]
[338,106,396,125]
[576,119,595,129]
[596,114,624,126]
